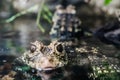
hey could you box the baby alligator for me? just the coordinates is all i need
[49,5,84,42]
[15,41,120,79]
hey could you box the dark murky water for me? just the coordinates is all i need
[0,17,120,80]
[0,31,120,80]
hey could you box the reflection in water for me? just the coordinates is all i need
[0,18,51,55]
[13,18,51,48]
[13,19,41,48]
[0,23,21,55]
[41,66,92,80]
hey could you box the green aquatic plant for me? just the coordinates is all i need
[2,0,52,33]
[36,1,52,33]
[104,0,112,5]
[4,5,38,23]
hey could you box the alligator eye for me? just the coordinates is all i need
[30,45,36,53]
[56,44,63,53]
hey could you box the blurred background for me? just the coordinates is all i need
[0,0,120,56]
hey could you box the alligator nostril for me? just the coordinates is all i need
[49,58,54,63]
[40,57,54,65]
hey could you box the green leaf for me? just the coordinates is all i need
[43,14,52,23]
[4,5,38,23]
[43,5,53,17]
[37,23,45,33]
[104,0,112,5]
